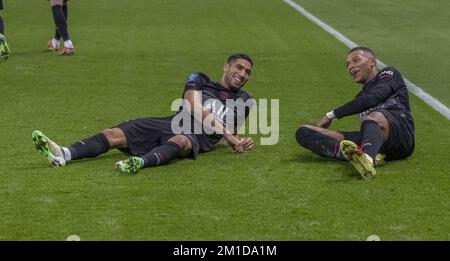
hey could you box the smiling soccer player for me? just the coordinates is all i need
[295,47,415,179]
[32,54,255,174]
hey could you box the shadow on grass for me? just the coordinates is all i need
[290,153,343,164]
[288,153,363,182]
[7,49,57,58]
[68,151,125,165]
[24,151,124,170]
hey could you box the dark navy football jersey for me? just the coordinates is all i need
[175,72,253,152]
[334,67,411,119]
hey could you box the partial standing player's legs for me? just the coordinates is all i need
[0,0,10,60]
[49,0,74,55]
[0,14,3,35]
[50,0,68,50]
[32,128,127,167]
[115,135,193,175]
[0,0,4,35]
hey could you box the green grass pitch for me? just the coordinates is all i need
[0,0,449,240]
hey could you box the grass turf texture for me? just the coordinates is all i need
[0,0,449,240]
[293,0,450,107]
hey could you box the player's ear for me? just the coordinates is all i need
[370,58,377,67]
[223,63,230,72]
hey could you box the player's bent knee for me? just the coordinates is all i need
[362,112,389,130]
[295,127,312,146]
[169,135,192,154]
[101,128,126,147]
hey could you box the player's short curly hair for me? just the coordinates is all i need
[227,53,253,66]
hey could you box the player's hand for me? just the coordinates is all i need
[316,115,332,128]
[240,137,254,150]
[225,134,243,153]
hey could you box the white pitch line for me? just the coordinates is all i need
[283,0,450,120]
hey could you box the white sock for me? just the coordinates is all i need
[52,39,60,48]
[365,153,374,165]
[138,157,145,167]
[64,40,74,49]
[61,147,72,162]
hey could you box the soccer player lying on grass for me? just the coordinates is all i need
[0,0,10,60]
[295,47,415,179]
[33,54,255,174]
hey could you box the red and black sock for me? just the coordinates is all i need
[141,141,182,168]
[360,120,383,159]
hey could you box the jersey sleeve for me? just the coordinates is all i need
[184,72,210,92]
[334,68,400,119]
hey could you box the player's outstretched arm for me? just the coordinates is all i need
[184,90,244,153]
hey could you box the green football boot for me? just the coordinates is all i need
[115,157,143,175]
[339,140,376,179]
[32,130,66,167]
[0,33,10,60]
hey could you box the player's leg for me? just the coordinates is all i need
[0,0,4,35]
[359,112,388,161]
[295,124,346,160]
[340,130,385,167]
[0,15,4,36]
[378,110,414,161]
[339,112,387,179]
[0,1,10,60]
[50,0,74,55]
[32,128,125,167]
[115,135,192,174]
[63,1,68,25]
[0,15,7,59]
[65,128,126,161]
[50,0,66,46]
[50,0,61,51]
[52,0,68,44]
[59,0,74,55]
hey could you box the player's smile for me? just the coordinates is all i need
[346,50,377,84]
[221,58,252,90]
[350,69,360,80]
[229,73,247,89]
[233,75,244,86]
